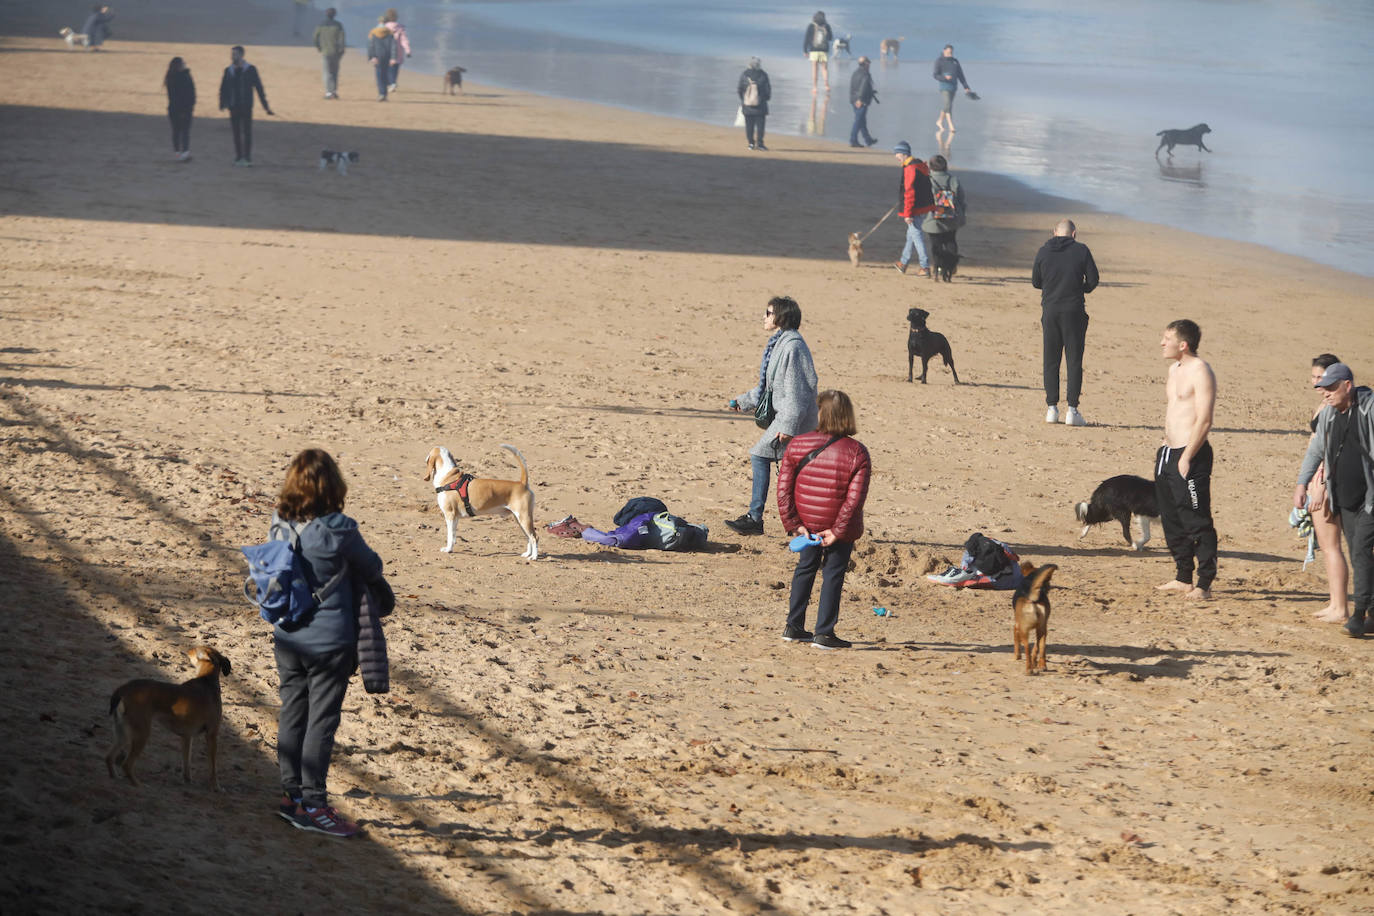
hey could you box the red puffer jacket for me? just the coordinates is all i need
[776,433,871,542]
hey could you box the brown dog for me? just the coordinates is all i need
[879,37,904,59]
[443,66,466,95]
[848,232,863,267]
[1012,563,1057,675]
[105,646,231,790]
[424,444,538,559]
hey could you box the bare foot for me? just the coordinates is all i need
[1155,580,1191,592]
[1315,607,1348,623]
[1183,586,1211,600]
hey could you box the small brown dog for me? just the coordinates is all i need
[848,232,863,267]
[879,37,904,59]
[1012,562,1057,675]
[443,66,466,94]
[105,646,231,789]
[424,444,538,559]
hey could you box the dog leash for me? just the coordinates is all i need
[857,205,897,243]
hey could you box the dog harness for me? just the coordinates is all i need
[436,473,477,517]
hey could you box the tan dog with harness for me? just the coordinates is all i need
[105,646,231,790]
[424,444,538,559]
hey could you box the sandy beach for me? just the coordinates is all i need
[2,1,1373,913]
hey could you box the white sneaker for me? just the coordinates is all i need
[1064,407,1086,427]
[1044,405,1060,424]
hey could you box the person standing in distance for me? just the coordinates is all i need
[219,45,273,167]
[803,11,833,94]
[1032,218,1099,426]
[1154,320,1218,600]
[848,56,878,149]
[164,57,195,162]
[313,7,346,100]
[1295,363,1374,638]
[738,57,771,151]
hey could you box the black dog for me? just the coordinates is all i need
[1074,474,1159,550]
[1155,123,1211,157]
[929,233,961,282]
[906,308,959,384]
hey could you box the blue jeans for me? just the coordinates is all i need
[901,221,929,269]
[321,53,341,94]
[849,102,874,145]
[748,454,776,521]
[374,62,390,98]
[788,540,855,637]
[388,61,401,86]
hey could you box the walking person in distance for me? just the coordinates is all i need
[738,57,771,151]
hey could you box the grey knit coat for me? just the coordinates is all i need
[735,330,819,460]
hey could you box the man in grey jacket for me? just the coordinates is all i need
[313,8,345,99]
[1295,363,1374,637]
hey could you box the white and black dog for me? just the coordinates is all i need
[318,150,359,175]
[59,27,89,48]
[1075,475,1158,550]
[832,34,852,58]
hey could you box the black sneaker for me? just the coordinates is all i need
[812,633,852,650]
[1345,615,1367,638]
[781,626,814,642]
[865,137,879,147]
[724,514,763,536]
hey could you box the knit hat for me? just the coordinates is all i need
[892,141,911,156]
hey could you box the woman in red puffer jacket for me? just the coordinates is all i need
[776,389,871,650]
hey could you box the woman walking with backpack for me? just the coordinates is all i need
[922,154,965,280]
[268,448,385,838]
[737,57,771,151]
[777,389,871,650]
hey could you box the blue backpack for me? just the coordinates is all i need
[241,522,345,628]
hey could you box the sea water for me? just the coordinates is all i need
[337,0,1374,276]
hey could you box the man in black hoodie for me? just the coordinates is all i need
[218,45,273,166]
[1031,219,1099,426]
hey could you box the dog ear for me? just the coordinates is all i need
[219,656,232,676]
[424,448,439,481]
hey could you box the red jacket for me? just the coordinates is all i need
[898,156,936,220]
[777,433,871,542]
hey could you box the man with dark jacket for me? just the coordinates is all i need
[848,56,878,148]
[1032,219,1099,426]
[313,8,346,99]
[218,45,273,166]
[1295,364,1374,637]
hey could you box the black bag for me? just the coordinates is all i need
[754,389,776,429]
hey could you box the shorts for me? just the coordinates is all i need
[809,50,829,63]
[940,89,955,113]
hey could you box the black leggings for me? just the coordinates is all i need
[169,109,192,152]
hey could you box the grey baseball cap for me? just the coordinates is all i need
[1314,362,1354,387]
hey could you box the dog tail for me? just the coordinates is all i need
[1155,130,1167,136]
[500,444,529,485]
[108,689,125,718]
[1024,564,1058,602]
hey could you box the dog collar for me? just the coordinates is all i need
[436,473,476,517]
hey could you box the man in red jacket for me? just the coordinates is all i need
[777,390,872,650]
[893,141,938,277]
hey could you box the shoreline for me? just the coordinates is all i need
[3,8,1374,914]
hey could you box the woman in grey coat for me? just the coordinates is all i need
[726,296,819,535]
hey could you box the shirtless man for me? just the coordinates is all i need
[1154,319,1218,599]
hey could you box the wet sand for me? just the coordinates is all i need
[1,1,1373,912]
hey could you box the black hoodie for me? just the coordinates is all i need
[1031,235,1099,313]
